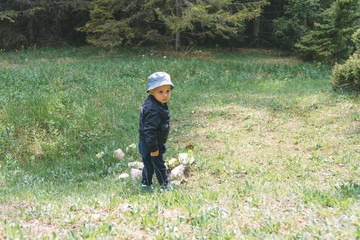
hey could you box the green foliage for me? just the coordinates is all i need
[353,28,360,49]
[272,0,322,49]
[332,51,360,90]
[79,0,269,49]
[0,0,90,49]
[331,16,360,92]
[77,0,147,48]
[0,10,17,22]
[295,0,360,62]
[155,0,268,38]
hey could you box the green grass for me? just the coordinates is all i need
[0,46,359,239]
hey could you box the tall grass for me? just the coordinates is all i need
[1,47,359,239]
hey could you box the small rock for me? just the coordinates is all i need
[113,148,125,161]
[171,180,181,186]
[128,161,144,169]
[180,178,188,184]
[130,168,142,180]
[171,164,188,179]
[178,153,195,165]
[96,151,104,158]
[126,143,136,152]
[171,178,188,186]
[119,173,130,179]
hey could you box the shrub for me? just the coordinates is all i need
[331,51,360,90]
[353,28,360,50]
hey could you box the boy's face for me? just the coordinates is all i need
[149,85,171,103]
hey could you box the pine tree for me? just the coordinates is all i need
[272,0,322,49]
[79,0,268,50]
[153,0,268,51]
[295,0,360,62]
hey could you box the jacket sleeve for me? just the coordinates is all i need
[142,107,161,152]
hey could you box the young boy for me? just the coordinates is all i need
[139,72,174,190]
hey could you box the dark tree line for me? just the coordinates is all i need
[1,0,359,63]
[0,0,89,49]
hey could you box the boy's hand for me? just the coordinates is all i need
[150,150,159,157]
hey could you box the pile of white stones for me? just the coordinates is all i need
[97,144,194,186]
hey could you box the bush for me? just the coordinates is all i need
[331,51,360,91]
[353,28,360,50]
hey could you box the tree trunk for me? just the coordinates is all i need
[252,0,260,47]
[27,16,34,44]
[253,16,260,47]
[175,31,180,51]
[303,10,308,27]
[175,0,180,51]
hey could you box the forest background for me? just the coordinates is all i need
[1,0,360,64]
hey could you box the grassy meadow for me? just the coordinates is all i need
[0,47,359,239]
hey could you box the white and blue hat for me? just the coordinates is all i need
[147,72,175,92]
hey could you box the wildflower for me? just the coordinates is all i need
[226,70,229,76]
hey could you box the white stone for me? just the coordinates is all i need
[128,161,144,169]
[113,148,125,161]
[126,143,136,152]
[130,168,142,180]
[96,151,104,158]
[169,157,178,165]
[119,173,130,179]
[171,180,181,186]
[171,164,188,179]
[178,153,195,165]
[171,178,188,186]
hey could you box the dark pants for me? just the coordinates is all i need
[139,139,168,186]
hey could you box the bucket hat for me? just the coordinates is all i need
[147,72,174,92]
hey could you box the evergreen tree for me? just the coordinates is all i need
[79,0,268,50]
[153,0,269,50]
[77,0,148,48]
[295,0,360,62]
[272,0,322,49]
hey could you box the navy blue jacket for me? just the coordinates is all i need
[139,95,170,153]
